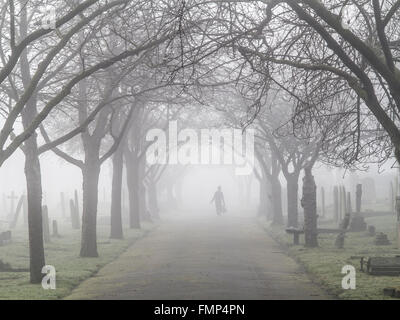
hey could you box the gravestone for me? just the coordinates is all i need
[333,186,339,222]
[346,191,352,214]
[350,184,367,232]
[321,186,325,218]
[10,195,24,229]
[374,232,391,245]
[342,186,347,218]
[356,183,362,213]
[42,205,50,243]
[367,225,376,237]
[360,177,377,204]
[338,186,343,223]
[7,191,18,221]
[0,230,11,245]
[52,220,60,238]
[335,212,351,249]
[69,199,80,229]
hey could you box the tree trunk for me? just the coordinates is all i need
[287,174,299,228]
[271,175,284,225]
[19,5,45,283]
[110,149,124,239]
[302,167,318,247]
[126,158,141,228]
[24,135,46,283]
[80,161,101,257]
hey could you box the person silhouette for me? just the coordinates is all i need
[210,185,226,216]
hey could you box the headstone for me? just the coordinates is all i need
[356,184,362,213]
[42,205,50,243]
[321,186,325,218]
[7,191,18,220]
[350,184,367,232]
[350,215,367,232]
[374,232,391,245]
[69,199,80,229]
[52,220,60,237]
[333,186,339,222]
[10,195,24,229]
[338,185,343,223]
[0,230,11,245]
[367,225,376,237]
[342,186,347,217]
[335,212,351,249]
[346,191,352,214]
[340,212,351,230]
[74,190,79,217]
[360,177,376,204]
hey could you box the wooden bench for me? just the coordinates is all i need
[286,228,342,245]
[285,228,304,245]
[0,231,11,245]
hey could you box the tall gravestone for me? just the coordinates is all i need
[346,191,352,214]
[338,185,343,223]
[7,191,18,221]
[350,184,367,231]
[342,186,347,217]
[10,195,24,229]
[356,183,362,213]
[69,199,80,229]
[52,220,60,238]
[42,205,50,243]
[301,167,318,247]
[333,186,339,222]
[361,177,377,204]
[321,186,325,218]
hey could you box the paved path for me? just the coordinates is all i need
[66,214,332,299]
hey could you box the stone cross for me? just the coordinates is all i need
[7,191,18,217]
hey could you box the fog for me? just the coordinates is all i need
[2,0,400,303]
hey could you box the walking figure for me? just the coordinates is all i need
[210,186,226,216]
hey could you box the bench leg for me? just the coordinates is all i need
[294,233,299,245]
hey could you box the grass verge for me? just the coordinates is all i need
[259,215,400,299]
[0,221,156,300]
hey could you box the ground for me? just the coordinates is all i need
[264,214,400,299]
[0,221,154,299]
[65,213,331,300]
